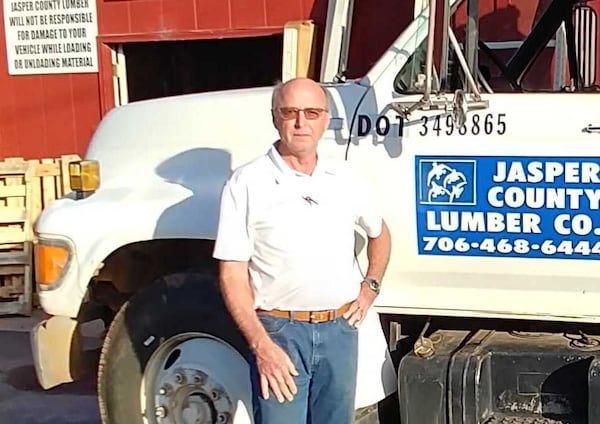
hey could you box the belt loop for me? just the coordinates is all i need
[290,311,295,322]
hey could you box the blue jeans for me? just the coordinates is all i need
[250,314,359,424]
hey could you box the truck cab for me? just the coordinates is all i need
[31,0,600,423]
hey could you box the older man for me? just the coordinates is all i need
[213,77,391,423]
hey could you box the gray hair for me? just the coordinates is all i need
[271,82,283,109]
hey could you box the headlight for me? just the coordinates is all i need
[34,239,72,290]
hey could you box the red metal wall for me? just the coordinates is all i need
[98,0,326,39]
[346,0,415,79]
[0,39,100,159]
[0,0,327,159]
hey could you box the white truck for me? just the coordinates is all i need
[31,0,600,422]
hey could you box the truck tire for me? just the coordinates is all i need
[97,271,253,424]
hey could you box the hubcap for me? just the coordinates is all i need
[142,335,252,424]
[155,367,231,423]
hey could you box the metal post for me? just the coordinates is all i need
[337,0,355,79]
[553,23,567,91]
[320,0,353,82]
[464,0,479,90]
[449,27,481,97]
[438,0,451,88]
[424,0,438,100]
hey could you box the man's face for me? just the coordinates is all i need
[272,80,330,156]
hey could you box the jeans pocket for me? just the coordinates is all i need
[258,314,291,336]
[337,318,358,334]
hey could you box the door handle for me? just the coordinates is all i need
[582,124,600,133]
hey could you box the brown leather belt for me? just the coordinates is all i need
[257,302,351,323]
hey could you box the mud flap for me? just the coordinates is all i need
[355,308,397,408]
[30,316,84,389]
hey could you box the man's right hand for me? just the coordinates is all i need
[253,336,299,403]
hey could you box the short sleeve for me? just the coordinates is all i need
[352,172,383,238]
[213,174,253,261]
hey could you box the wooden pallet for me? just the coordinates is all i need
[0,159,33,316]
[0,155,80,316]
[28,155,81,226]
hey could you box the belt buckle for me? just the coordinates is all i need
[309,310,330,323]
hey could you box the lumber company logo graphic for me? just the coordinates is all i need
[417,158,476,205]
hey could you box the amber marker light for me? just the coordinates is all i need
[34,242,70,289]
[69,160,100,198]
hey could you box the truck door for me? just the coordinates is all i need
[345,0,600,321]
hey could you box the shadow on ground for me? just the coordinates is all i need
[7,364,97,394]
[0,331,101,424]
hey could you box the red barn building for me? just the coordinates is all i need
[0,0,598,158]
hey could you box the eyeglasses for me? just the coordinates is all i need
[274,107,328,120]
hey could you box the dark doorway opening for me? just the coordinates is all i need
[122,34,283,102]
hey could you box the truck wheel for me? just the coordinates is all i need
[97,272,253,424]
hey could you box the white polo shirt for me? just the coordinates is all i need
[213,144,382,311]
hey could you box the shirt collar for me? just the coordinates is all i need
[267,142,336,177]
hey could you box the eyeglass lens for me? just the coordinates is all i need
[278,107,327,120]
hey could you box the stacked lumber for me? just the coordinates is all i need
[0,159,34,315]
[0,155,80,316]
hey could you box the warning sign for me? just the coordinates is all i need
[3,0,98,74]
